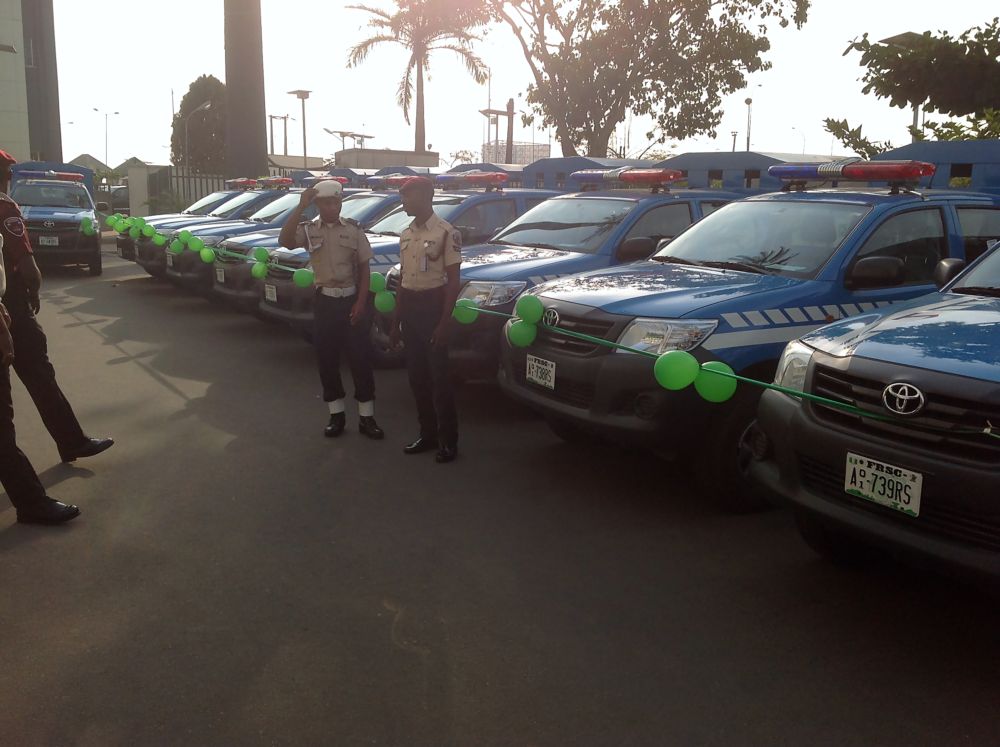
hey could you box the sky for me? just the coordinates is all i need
[53,0,994,169]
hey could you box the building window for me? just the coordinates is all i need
[24,36,35,68]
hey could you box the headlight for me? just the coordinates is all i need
[615,318,717,354]
[774,340,814,392]
[386,264,401,279]
[459,281,527,308]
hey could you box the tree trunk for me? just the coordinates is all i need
[556,124,578,156]
[415,58,426,153]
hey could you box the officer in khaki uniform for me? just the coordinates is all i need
[389,176,461,463]
[279,179,384,439]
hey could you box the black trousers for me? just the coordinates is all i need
[0,361,48,510]
[3,281,87,453]
[313,292,375,403]
[400,288,457,446]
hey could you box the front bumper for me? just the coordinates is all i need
[136,238,167,273]
[165,249,214,287]
[27,232,98,264]
[748,388,1000,582]
[211,260,260,307]
[116,234,136,261]
[258,276,314,326]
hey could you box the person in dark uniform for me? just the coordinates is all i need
[388,176,461,463]
[0,233,80,524]
[0,150,113,463]
[278,178,384,439]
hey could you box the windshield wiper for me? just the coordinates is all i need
[951,286,1000,297]
[371,231,399,237]
[650,255,703,267]
[514,241,562,251]
[700,260,769,275]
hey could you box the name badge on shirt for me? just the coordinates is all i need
[420,254,428,272]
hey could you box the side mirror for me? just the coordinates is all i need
[846,256,905,289]
[655,237,672,252]
[933,257,966,288]
[457,226,479,244]
[616,236,657,262]
[96,201,109,211]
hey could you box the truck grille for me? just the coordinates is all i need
[809,364,1000,463]
[218,243,252,264]
[798,455,1000,552]
[536,315,616,356]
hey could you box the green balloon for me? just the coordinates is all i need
[141,224,155,237]
[114,219,127,232]
[134,217,146,227]
[452,298,480,324]
[123,217,135,227]
[507,320,538,348]
[653,350,700,391]
[292,268,315,288]
[694,361,738,403]
[169,239,185,254]
[83,226,96,236]
[188,237,205,252]
[199,247,216,264]
[179,230,193,244]
[251,262,268,279]
[128,226,140,239]
[515,294,544,324]
[373,290,396,313]
[369,271,386,293]
[80,216,93,228]
[153,233,167,246]
[253,247,270,263]
[104,215,116,227]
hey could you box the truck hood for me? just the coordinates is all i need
[532,261,798,318]
[802,293,1000,383]
[461,243,582,281]
[224,229,281,248]
[20,206,94,222]
[188,219,256,237]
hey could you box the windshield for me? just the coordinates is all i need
[366,196,466,236]
[340,194,389,222]
[11,183,92,209]
[950,240,1000,294]
[654,200,871,278]
[490,197,634,254]
[210,191,265,218]
[247,192,300,222]
[184,191,232,215]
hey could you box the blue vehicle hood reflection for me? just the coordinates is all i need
[462,243,579,280]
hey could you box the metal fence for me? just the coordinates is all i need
[148,166,228,208]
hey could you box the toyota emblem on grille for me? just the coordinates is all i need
[882,382,925,416]
[543,308,560,327]
[43,220,56,229]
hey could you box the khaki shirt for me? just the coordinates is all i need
[293,217,373,289]
[399,213,462,291]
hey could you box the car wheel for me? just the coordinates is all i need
[690,387,772,513]
[545,417,594,444]
[794,511,881,568]
[370,314,405,369]
[89,251,103,276]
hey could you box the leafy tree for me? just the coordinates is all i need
[348,0,489,153]
[170,75,227,174]
[488,0,808,157]
[823,119,895,159]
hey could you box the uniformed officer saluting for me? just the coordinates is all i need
[388,176,461,463]
[279,179,384,439]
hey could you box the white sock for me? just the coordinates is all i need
[328,399,345,415]
[358,400,375,417]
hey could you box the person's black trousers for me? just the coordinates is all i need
[400,288,457,446]
[2,282,87,454]
[0,361,48,510]
[313,292,375,403]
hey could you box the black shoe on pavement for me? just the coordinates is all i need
[325,413,346,438]
[403,437,438,455]
[359,416,385,440]
[17,498,81,525]
[59,437,114,463]
[435,444,458,464]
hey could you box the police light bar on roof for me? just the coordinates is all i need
[767,159,936,182]
[435,171,508,186]
[365,173,408,188]
[258,176,294,188]
[224,178,258,189]
[302,175,349,186]
[19,170,85,182]
[570,167,683,185]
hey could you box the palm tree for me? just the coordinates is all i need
[347,0,488,153]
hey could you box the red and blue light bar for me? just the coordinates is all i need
[767,159,936,181]
[570,167,683,185]
[301,175,349,187]
[258,176,294,189]
[18,170,85,182]
[436,171,509,187]
[224,178,258,189]
[366,173,409,188]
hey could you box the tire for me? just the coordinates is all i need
[370,314,405,369]
[546,417,594,444]
[690,387,773,513]
[89,251,103,276]
[794,511,880,568]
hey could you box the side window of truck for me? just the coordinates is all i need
[854,208,947,285]
[622,203,693,244]
[955,207,1000,263]
[454,200,516,243]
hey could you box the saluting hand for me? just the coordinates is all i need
[299,188,317,208]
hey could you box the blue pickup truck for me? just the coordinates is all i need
[497,159,1000,509]
[746,238,1000,582]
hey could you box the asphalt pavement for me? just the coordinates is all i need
[0,249,997,746]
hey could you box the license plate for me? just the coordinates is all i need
[165,253,174,267]
[38,235,59,246]
[844,452,922,517]
[264,284,277,303]
[526,354,556,390]
[215,267,225,283]
[117,245,124,257]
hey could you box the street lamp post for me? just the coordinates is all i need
[879,32,924,142]
[93,108,119,169]
[288,90,311,169]
[745,98,753,152]
[184,100,212,173]
[791,126,806,154]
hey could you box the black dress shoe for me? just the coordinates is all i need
[403,436,438,454]
[17,498,81,525]
[435,444,458,463]
[325,412,346,438]
[59,437,114,463]
[359,416,385,440]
